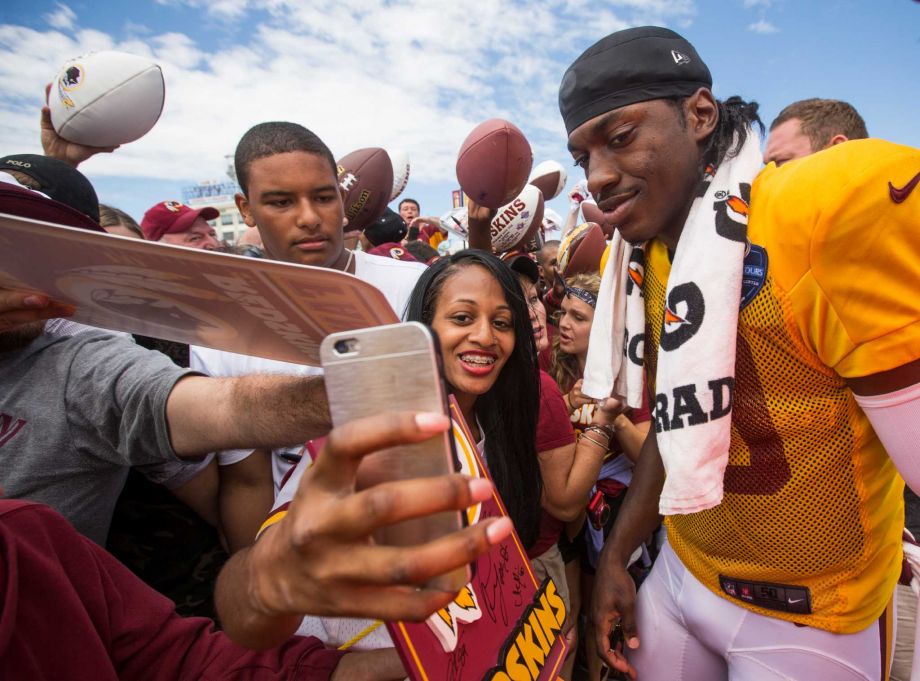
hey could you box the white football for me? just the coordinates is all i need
[49,50,165,147]
[490,184,544,254]
[388,149,411,201]
[528,160,567,200]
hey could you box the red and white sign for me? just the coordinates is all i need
[386,398,569,681]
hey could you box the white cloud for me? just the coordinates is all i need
[748,19,778,34]
[124,20,152,36]
[0,0,699,187]
[44,3,77,30]
[156,0,250,20]
[743,0,772,7]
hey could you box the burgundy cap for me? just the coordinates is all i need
[0,182,104,232]
[367,243,418,262]
[141,200,220,241]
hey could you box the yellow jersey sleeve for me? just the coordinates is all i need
[755,139,920,379]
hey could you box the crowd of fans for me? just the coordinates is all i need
[1,24,919,681]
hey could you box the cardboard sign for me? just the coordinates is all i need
[387,398,568,681]
[0,213,399,365]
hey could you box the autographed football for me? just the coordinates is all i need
[388,149,411,201]
[456,119,532,209]
[336,148,394,232]
[490,184,544,254]
[528,160,567,200]
[49,50,165,147]
[558,222,607,276]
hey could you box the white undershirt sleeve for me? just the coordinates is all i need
[854,382,920,495]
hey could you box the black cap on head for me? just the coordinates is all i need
[504,253,539,284]
[559,26,712,135]
[0,154,100,224]
[363,207,408,246]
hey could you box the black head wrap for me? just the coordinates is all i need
[559,26,712,135]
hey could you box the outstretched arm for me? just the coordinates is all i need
[165,374,332,458]
[539,396,627,521]
[465,199,495,251]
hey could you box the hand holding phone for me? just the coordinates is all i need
[321,322,470,592]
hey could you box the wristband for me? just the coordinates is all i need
[579,433,608,449]
[583,423,615,441]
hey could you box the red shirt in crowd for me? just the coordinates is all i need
[528,370,577,558]
[0,499,344,681]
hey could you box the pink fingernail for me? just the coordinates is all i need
[468,478,492,502]
[23,295,47,308]
[414,412,449,431]
[485,516,513,544]
[627,637,640,649]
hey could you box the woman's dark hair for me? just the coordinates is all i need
[405,249,543,548]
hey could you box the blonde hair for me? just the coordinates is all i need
[549,272,601,393]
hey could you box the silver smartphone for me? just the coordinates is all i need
[320,321,470,591]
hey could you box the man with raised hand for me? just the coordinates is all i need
[560,26,920,680]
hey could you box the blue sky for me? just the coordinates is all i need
[1,0,918,224]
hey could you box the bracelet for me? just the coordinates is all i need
[583,424,615,441]
[579,433,608,449]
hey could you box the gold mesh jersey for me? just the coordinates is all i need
[643,139,920,633]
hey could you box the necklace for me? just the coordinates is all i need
[343,249,354,273]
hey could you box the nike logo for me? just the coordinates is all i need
[787,598,804,604]
[889,170,920,204]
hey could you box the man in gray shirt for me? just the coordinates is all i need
[0,328,202,544]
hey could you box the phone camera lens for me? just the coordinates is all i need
[333,338,359,355]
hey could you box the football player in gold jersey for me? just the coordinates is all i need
[560,26,920,680]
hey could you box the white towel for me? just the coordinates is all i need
[582,130,763,515]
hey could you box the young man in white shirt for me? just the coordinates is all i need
[190,122,426,551]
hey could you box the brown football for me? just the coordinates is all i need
[559,222,607,277]
[456,119,532,209]
[336,148,394,232]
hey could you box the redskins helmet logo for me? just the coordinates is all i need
[60,64,84,91]
[163,201,183,212]
[426,585,482,653]
[57,63,84,109]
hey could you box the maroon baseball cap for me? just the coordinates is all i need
[141,200,220,241]
[0,181,103,232]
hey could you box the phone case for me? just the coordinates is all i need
[320,322,469,591]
